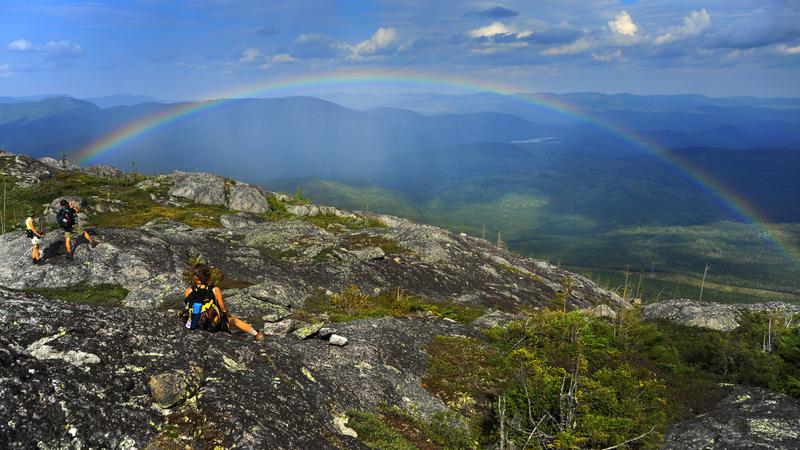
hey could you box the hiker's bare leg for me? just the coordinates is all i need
[32,244,40,260]
[83,230,92,242]
[228,315,257,335]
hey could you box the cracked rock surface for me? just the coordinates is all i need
[662,385,800,449]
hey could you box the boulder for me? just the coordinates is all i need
[168,171,227,206]
[287,204,320,217]
[49,195,87,213]
[642,300,800,331]
[228,183,270,213]
[147,366,204,409]
[81,164,124,178]
[39,156,77,171]
[135,179,161,191]
[1,154,54,187]
[220,212,267,229]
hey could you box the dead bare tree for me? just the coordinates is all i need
[497,396,509,450]
[600,426,656,450]
[559,357,580,431]
[699,263,710,301]
[763,314,774,353]
[1,181,5,235]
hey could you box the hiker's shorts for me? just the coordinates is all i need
[29,236,40,245]
[63,224,85,240]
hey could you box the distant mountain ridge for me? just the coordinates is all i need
[0,92,797,302]
[84,94,163,108]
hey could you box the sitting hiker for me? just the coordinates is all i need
[56,199,96,259]
[25,208,45,265]
[183,264,264,341]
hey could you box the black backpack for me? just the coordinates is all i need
[183,285,227,332]
[56,207,76,230]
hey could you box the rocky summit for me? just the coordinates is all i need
[0,151,798,449]
[0,288,478,448]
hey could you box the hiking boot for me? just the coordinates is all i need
[90,240,98,249]
[66,252,74,260]
[254,331,265,342]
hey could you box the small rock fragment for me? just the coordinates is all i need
[293,322,325,339]
[333,414,358,438]
[301,367,316,383]
[317,327,336,339]
[329,334,348,346]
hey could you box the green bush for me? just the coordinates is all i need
[421,308,800,449]
[348,408,479,450]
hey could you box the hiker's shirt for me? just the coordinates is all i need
[25,217,42,242]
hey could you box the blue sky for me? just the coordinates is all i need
[1,0,799,99]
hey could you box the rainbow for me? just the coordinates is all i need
[73,68,800,267]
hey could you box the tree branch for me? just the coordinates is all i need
[601,426,656,450]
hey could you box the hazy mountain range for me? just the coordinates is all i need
[0,91,798,298]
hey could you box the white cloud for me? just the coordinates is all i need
[41,40,83,57]
[348,27,398,61]
[270,53,296,63]
[542,37,597,55]
[654,9,710,45]
[0,63,12,77]
[469,21,512,38]
[591,49,625,62]
[177,62,207,70]
[609,11,638,36]
[239,48,264,63]
[776,44,800,55]
[8,39,33,51]
[468,22,534,40]
[7,39,82,57]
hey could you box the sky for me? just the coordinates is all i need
[1,0,799,99]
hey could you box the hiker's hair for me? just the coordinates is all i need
[59,199,69,207]
[192,264,212,285]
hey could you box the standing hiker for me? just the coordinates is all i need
[183,264,264,341]
[25,208,45,265]
[56,199,96,259]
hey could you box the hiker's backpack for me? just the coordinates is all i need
[183,285,226,332]
[56,207,76,230]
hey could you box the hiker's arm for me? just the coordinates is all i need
[29,220,44,237]
[213,287,228,315]
[70,203,80,213]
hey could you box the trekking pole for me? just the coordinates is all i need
[15,247,30,265]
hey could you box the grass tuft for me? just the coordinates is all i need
[26,283,129,307]
[294,285,484,323]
